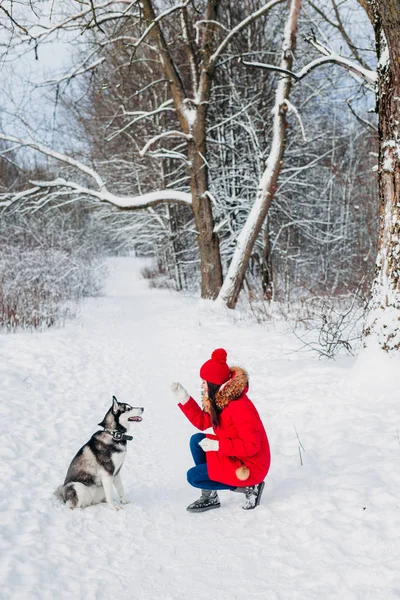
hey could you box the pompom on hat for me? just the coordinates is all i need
[200,348,231,385]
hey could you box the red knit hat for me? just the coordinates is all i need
[200,348,231,385]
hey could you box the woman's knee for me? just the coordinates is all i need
[187,466,202,488]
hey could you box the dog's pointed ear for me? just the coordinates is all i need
[112,396,119,414]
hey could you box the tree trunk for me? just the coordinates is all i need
[190,0,223,299]
[188,135,223,299]
[216,0,301,308]
[141,0,222,300]
[362,2,400,351]
[261,218,274,301]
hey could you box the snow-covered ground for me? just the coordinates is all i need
[1,257,399,600]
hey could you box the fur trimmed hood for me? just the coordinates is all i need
[202,366,249,413]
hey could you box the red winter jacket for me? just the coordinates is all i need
[179,367,271,487]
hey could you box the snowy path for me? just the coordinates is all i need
[1,257,400,600]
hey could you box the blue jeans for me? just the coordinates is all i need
[187,433,235,491]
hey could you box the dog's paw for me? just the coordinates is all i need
[120,497,130,505]
[109,504,121,511]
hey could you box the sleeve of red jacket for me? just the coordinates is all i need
[178,397,212,431]
[218,403,261,457]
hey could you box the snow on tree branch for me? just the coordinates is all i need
[132,0,190,51]
[29,1,138,42]
[241,50,377,89]
[194,20,230,46]
[140,0,187,120]
[36,57,106,86]
[0,179,192,211]
[0,135,192,211]
[139,131,193,157]
[107,100,175,141]
[209,0,286,68]
[283,100,307,141]
[346,99,378,133]
[0,134,106,189]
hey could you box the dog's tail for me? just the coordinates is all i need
[55,482,81,508]
[54,485,66,503]
[55,483,78,506]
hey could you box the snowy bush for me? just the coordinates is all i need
[0,208,107,332]
[140,264,177,290]
[286,293,366,358]
[221,279,365,357]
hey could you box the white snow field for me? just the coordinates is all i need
[1,256,399,600]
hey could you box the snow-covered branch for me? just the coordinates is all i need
[0,135,192,211]
[0,185,41,208]
[181,9,199,91]
[0,179,192,210]
[194,20,230,45]
[305,35,377,88]
[132,0,190,51]
[307,0,373,71]
[0,134,106,189]
[284,100,307,141]
[140,0,187,118]
[36,57,106,86]
[30,1,138,41]
[121,99,175,117]
[241,50,377,89]
[107,101,175,141]
[139,131,192,157]
[346,100,378,133]
[209,0,286,67]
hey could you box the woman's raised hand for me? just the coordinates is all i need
[170,382,190,403]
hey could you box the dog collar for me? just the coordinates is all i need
[104,429,133,442]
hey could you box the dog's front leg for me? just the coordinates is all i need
[101,473,120,511]
[114,473,130,505]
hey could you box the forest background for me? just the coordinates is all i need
[1,0,398,359]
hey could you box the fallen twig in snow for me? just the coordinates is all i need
[294,425,305,466]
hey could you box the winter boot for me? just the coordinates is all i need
[242,481,265,510]
[186,490,220,513]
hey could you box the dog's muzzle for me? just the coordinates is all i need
[128,408,144,422]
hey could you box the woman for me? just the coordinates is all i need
[171,348,271,512]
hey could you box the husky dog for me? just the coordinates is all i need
[55,396,144,511]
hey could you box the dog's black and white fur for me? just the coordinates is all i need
[55,397,144,511]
